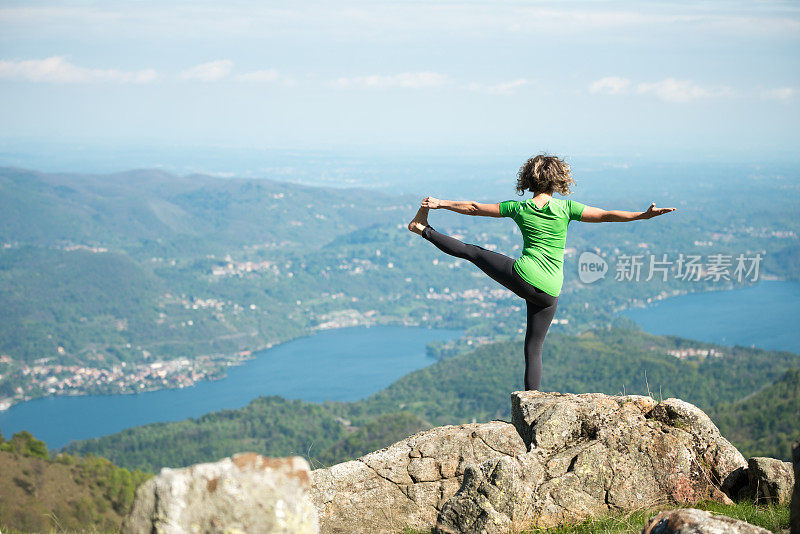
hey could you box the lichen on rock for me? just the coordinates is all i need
[744,456,794,505]
[122,452,318,534]
[641,507,771,534]
[310,420,525,533]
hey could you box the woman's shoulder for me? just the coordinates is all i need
[498,199,524,217]
[555,197,585,208]
[550,197,571,210]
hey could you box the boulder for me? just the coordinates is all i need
[792,439,800,534]
[641,508,770,534]
[310,420,526,534]
[122,452,317,534]
[746,456,794,505]
[434,392,746,533]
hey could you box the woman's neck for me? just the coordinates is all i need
[530,191,553,209]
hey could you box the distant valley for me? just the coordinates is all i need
[0,164,798,409]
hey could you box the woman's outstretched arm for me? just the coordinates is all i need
[580,202,675,223]
[421,197,502,217]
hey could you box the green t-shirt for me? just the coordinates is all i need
[498,197,586,297]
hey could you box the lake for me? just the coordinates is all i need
[0,325,461,450]
[620,280,800,354]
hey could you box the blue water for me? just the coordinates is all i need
[0,326,461,450]
[620,280,800,354]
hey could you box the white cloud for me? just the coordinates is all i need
[329,72,448,89]
[590,76,733,102]
[180,60,233,82]
[0,56,157,84]
[333,73,530,94]
[234,69,294,86]
[760,87,797,100]
[468,79,529,95]
[635,78,731,102]
[589,76,631,95]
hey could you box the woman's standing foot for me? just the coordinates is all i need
[408,206,429,235]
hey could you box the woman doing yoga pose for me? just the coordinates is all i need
[407,155,675,391]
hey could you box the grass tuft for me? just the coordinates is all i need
[396,500,790,534]
[525,500,790,534]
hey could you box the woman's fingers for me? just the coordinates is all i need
[644,204,676,218]
[654,207,676,216]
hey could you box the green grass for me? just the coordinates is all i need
[396,500,790,534]
[527,501,789,534]
[691,501,790,533]
[0,526,110,534]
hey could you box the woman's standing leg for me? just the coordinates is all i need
[524,298,558,391]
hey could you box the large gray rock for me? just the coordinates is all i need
[641,508,770,534]
[123,452,318,534]
[435,450,547,533]
[434,392,746,533]
[310,420,526,534]
[746,456,794,505]
[792,439,800,534]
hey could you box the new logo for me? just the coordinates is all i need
[578,251,608,284]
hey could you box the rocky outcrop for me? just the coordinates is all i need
[641,508,770,534]
[792,439,800,534]
[744,456,794,505]
[310,420,525,534]
[123,452,318,534]
[122,392,750,533]
[433,392,745,533]
[308,391,746,534]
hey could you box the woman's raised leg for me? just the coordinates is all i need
[421,225,521,293]
[409,204,520,291]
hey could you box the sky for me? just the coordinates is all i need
[0,0,799,168]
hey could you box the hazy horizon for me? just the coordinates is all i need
[2,0,798,167]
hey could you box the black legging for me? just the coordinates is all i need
[421,225,558,390]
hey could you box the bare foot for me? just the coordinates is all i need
[408,206,429,235]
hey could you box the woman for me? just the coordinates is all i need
[407,154,675,391]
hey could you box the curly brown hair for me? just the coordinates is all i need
[515,154,575,196]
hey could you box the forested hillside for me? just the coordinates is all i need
[64,327,800,471]
[712,367,800,460]
[0,430,150,533]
